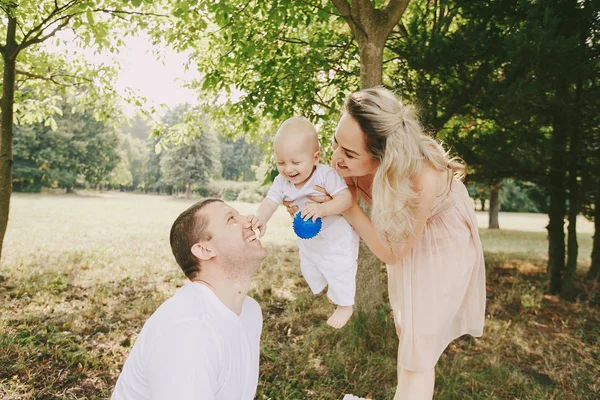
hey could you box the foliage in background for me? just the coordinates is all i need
[158,104,220,196]
[219,137,263,182]
[155,0,359,142]
[500,180,549,214]
[0,0,167,260]
[386,0,599,295]
[13,103,120,192]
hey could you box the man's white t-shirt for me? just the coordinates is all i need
[111,282,262,400]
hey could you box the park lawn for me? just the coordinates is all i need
[0,192,598,400]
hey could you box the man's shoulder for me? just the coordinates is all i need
[241,296,263,335]
[145,283,209,328]
[130,285,219,354]
[243,296,262,315]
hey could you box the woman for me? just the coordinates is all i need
[290,87,485,399]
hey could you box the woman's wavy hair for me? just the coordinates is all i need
[345,87,465,245]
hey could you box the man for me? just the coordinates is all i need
[111,199,266,400]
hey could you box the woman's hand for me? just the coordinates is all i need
[282,185,333,217]
[307,185,333,204]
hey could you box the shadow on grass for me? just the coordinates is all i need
[1,245,598,399]
[0,270,168,400]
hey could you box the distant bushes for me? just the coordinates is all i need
[500,180,548,213]
[467,179,549,213]
[197,180,268,203]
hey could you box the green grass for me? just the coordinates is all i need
[1,192,598,399]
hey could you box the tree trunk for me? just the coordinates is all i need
[186,183,191,199]
[561,79,582,300]
[355,199,384,313]
[587,194,599,281]
[358,42,384,89]
[0,13,18,262]
[547,92,569,295]
[354,40,386,312]
[327,1,412,317]
[562,167,578,301]
[330,0,410,314]
[481,198,486,212]
[488,183,500,229]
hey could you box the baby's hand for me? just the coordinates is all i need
[246,214,266,239]
[301,202,324,222]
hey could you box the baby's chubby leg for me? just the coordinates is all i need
[311,223,358,329]
[324,267,356,329]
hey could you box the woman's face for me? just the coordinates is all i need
[331,113,380,178]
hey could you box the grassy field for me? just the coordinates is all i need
[1,192,598,400]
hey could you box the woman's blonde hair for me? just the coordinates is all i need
[345,87,465,246]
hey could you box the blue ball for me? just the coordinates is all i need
[293,213,322,239]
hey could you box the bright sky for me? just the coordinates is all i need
[114,34,200,115]
[50,32,199,117]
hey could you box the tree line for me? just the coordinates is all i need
[12,103,263,195]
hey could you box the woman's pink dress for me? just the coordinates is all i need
[359,177,486,372]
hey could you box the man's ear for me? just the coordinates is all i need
[191,242,215,262]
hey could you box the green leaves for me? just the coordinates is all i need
[86,8,95,25]
[45,117,58,132]
[13,104,121,190]
[154,0,356,143]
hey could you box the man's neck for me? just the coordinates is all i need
[193,275,252,316]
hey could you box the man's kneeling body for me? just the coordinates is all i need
[111,199,267,400]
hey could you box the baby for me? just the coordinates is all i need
[249,117,359,329]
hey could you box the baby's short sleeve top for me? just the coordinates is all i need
[266,164,347,209]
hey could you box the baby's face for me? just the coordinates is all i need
[274,135,319,187]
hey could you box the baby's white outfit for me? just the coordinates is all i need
[267,164,359,306]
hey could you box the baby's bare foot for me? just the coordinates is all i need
[327,305,353,329]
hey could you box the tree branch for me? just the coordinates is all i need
[304,1,342,17]
[20,0,79,47]
[212,0,251,33]
[19,15,75,51]
[278,37,311,46]
[330,0,366,39]
[94,8,169,19]
[330,0,351,18]
[16,68,93,86]
[382,0,410,34]
[313,94,331,110]
[0,2,15,17]
[383,56,403,65]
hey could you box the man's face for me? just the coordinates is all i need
[200,202,267,279]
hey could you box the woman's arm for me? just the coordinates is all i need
[301,188,352,221]
[344,167,439,265]
[342,202,397,264]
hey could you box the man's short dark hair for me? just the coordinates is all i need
[169,199,223,279]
